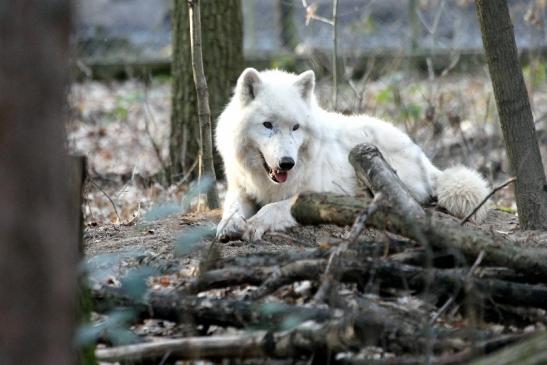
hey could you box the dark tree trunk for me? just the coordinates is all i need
[0,1,78,364]
[169,0,243,183]
[475,0,547,230]
[278,0,298,51]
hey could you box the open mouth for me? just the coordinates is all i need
[260,154,288,184]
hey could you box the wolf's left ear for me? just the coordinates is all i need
[294,70,315,103]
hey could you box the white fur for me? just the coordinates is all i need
[436,166,489,223]
[216,68,489,240]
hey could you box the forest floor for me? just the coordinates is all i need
[70,72,547,362]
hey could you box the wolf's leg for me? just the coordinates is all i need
[216,188,257,240]
[243,197,297,241]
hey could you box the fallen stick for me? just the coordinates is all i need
[95,333,266,362]
[460,177,516,225]
[249,259,326,300]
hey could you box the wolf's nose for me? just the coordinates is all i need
[279,157,295,170]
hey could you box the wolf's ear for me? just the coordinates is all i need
[236,68,261,105]
[294,70,315,103]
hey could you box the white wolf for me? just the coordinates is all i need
[215,68,489,241]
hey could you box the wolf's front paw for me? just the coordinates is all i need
[216,214,247,242]
[242,205,297,241]
[242,221,268,241]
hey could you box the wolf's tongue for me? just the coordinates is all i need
[274,171,288,183]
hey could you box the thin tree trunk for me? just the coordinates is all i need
[279,0,298,51]
[0,1,78,364]
[332,0,339,108]
[188,0,220,209]
[169,0,243,183]
[408,0,420,55]
[475,0,547,230]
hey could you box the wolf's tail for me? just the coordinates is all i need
[434,166,490,223]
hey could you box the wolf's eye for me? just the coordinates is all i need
[263,121,273,129]
[292,124,300,131]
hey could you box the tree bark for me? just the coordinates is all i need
[188,0,220,208]
[70,157,96,365]
[169,0,243,182]
[475,0,547,230]
[0,1,78,364]
[169,0,194,182]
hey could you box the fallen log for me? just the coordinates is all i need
[94,312,419,363]
[92,286,332,329]
[291,192,547,281]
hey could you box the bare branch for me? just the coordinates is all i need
[460,177,516,225]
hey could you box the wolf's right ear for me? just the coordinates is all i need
[294,70,315,103]
[236,68,261,105]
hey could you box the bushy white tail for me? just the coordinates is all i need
[435,166,490,223]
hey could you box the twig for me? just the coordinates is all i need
[303,3,334,26]
[347,57,376,113]
[430,250,485,325]
[142,87,168,174]
[460,177,517,225]
[313,193,383,304]
[88,178,122,223]
[347,192,383,243]
[332,0,339,109]
[175,158,198,186]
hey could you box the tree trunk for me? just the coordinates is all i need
[69,157,96,365]
[0,1,78,364]
[475,0,547,230]
[169,0,243,183]
[188,0,220,209]
[278,0,298,51]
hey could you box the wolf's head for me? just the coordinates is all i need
[232,68,316,184]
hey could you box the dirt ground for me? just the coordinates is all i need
[84,203,547,291]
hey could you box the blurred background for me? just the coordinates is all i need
[67,0,547,225]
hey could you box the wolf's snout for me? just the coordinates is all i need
[279,157,295,171]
